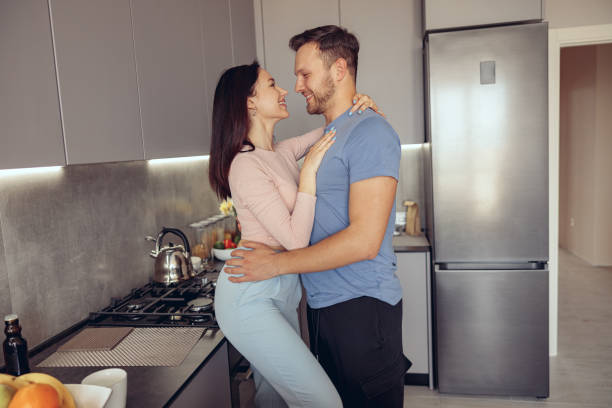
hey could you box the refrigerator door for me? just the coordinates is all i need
[435,266,549,397]
[426,23,548,263]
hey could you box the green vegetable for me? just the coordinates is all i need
[213,241,225,249]
[233,233,241,245]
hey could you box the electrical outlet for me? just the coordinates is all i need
[570,217,575,227]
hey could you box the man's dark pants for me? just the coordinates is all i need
[307,296,411,407]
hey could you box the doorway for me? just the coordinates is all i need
[559,43,612,265]
[548,25,612,406]
[548,23,612,357]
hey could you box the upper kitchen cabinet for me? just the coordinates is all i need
[200,0,235,142]
[133,0,256,158]
[423,0,542,32]
[230,0,257,66]
[50,0,143,164]
[0,0,66,170]
[342,0,424,145]
[131,0,209,159]
[256,0,338,140]
[255,0,424,144]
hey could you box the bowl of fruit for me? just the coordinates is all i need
[0,372,80,408]
[212,234,240,261]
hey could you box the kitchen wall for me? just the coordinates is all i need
[0,150,424,361]
[0,159,220,359]
[396,146,426,225]
[559,43,612,266]
[544,0,612,28]
[594,45,612,266]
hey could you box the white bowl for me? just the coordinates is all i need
[212,248,235,261]
[65,384,111,408]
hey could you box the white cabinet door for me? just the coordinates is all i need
[341,0,424,145]
[50,0,143,164]
[424,0,542,32]
[131,0,209,159]
[0,0,65,170]
[396,251,431,375]
[258,0,338,140]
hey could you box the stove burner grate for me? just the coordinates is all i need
[88,270,219,328]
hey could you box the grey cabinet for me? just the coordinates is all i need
[170,341,231,408]
[257,0,337,140]
[396,251,433,386]
[230,0,258,66]
[116,0,254,159]
[201,0,235,145]
[423,0,542,32]
[131,0,209,159]
[3,0,256,168]
[50,0,143,165]
[255,0,424,144]
[342,0,424,145]
[0,0,65,170]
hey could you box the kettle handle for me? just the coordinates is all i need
[156,227,191,254]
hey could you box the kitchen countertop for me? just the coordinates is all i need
[30,326,225,407]
[392,233,430,252]
[27,267,227,407]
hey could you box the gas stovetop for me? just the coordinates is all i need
[88,267,220,328]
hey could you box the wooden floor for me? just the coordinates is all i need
[405,248,612,407]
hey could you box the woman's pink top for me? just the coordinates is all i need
[228,128,323,250]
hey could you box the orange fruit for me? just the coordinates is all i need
[8,383,60,408]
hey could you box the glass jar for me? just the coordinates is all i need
[209,215,222,245]
[216,215,227,243]
[200,220,213,264]
[189,221,210,264]
[224,214,237,239]
[203,220,216,263]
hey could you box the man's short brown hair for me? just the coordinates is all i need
[289,25,359,78]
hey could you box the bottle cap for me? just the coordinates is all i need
[4,314,18,323]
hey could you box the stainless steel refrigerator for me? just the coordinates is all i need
[424,22,549,397]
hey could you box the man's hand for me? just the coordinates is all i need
[225,241,281,282]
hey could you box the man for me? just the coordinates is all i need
[227,25,410,407]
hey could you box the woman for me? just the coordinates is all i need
[209,61,380,408]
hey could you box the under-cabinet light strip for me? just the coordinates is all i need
[147,155,210,165]
[0,166,63,177]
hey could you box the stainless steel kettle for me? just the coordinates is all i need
[147,227,194,285]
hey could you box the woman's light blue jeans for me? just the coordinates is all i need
[215,260,342,408]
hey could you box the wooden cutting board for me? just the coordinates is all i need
[57,327,133,352]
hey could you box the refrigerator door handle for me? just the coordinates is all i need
[436,262,547,271]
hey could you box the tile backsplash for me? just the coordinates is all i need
[0,145,423,359]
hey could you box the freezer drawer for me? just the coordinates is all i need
[435,267,549,397]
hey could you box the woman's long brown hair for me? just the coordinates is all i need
[208,61,259,199]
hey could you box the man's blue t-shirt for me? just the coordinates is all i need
[301,107,402,309]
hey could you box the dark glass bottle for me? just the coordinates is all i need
[3,314,30,375]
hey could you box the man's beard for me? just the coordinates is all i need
[306,74,335,115]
